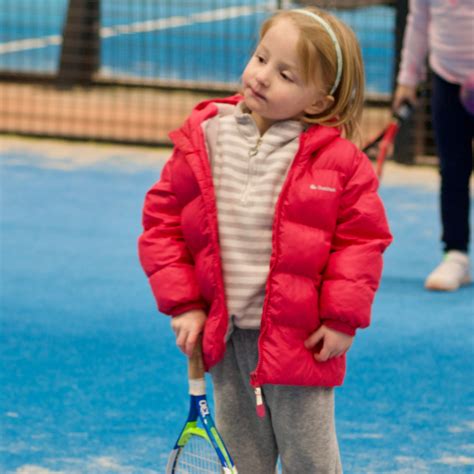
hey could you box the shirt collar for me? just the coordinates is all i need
[233,101,303,146]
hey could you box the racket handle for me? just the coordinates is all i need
[394,100,413,122]
[188,335,205,380]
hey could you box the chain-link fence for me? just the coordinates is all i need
[0,0,434,161]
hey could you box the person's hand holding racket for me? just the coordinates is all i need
[304,325,354,362]
[393,84,417,110]
[166,334,238,473]
[171,309,207,357]
[363,96,414,179]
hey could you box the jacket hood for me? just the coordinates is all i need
[169,95,342,157]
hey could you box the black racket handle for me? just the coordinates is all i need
[394,100,414,123]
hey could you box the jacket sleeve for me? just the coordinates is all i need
[138,150,207,317]
[319,150,392,336]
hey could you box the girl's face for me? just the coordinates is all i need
[241,17,329,134]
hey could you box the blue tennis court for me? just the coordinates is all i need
[1,138,473,473]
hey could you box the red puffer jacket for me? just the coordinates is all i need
[139,95,392,389]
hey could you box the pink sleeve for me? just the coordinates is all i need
[397,0,431,87]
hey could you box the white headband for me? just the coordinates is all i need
[292,9,343,96]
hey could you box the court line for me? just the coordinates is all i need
[0,3,273,55]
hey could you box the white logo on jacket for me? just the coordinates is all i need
[309,184,336,192]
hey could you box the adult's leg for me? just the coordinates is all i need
[431,72,474,252]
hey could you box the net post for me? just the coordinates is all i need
[57,0,101,86]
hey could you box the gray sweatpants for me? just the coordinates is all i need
[210,328,343,474]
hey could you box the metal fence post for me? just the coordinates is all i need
[57,0,100,85]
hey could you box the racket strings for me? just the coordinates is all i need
[175,435,223,473]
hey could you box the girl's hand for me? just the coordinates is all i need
[393,84,417,110]
[304,325,354,362]
[171,309,207,357]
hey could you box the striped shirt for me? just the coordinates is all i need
[205,102,303,330]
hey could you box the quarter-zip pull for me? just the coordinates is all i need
[248,138,261,158]
[241,138,262,204]
[254,386,266,418]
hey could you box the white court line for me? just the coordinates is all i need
[0,3,273,55]
[0,35,62,54]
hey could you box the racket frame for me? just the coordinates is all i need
[363,100,413,178]
[166,340,238,473]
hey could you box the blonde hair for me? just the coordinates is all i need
[259,8,365,141]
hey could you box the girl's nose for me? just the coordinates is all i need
[255,68,270,87]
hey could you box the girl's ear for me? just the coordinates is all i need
[305,94,335,116]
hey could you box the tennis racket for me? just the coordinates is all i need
[363,101,413,178]
[166,337,238,473]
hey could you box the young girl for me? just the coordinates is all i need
[139,7,392,473]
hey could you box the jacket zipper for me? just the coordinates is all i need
[250,134,307,418]
[193,122,231,365]
[241,137,261,204]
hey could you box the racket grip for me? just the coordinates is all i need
[188,335,205,380]
[394,100,413,122]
